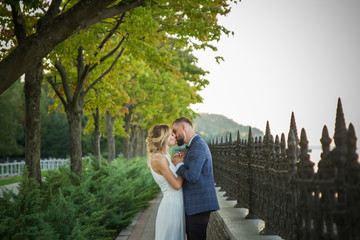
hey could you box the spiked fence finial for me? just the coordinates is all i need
[289,112,299,144]
[264,121,271,143]
[288,129,297,177]
[248,127,253,143]
[334,98,347,148]
[320,125,331,154]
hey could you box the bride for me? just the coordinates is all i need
[147,124,186,240]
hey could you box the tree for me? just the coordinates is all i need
[2,1,48,183]
[1,0,143,183]
[46,15,129,175]
[46,0,234,171]
[83,78,128,162]
[96,0,234,158]
[119,46,208,158]
[0,0,145,94]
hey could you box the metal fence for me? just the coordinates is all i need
[0,158,68,179]
[209,98,359,240]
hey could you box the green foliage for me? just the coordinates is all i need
[41,84,70,158]
[46,0,234,141]
[0,80,25,157]
[0,81,72,159]
[194,113,264,143]
[0,157,159,239]
[0,171,58,186]
[0,0,46,59]
[0,169,57,240]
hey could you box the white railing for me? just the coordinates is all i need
[0,158,68,179]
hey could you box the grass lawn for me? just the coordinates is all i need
[0,176,22,186]
[0,171,57,186]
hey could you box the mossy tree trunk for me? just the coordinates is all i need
[105,111,117,162]
[24,61,43,184]
[93,107,101,162]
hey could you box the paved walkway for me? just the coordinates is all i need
[115,187,283,240]
[116,193,162,240]
[0,182,19,197]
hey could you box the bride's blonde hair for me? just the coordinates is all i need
[146,124,171,167]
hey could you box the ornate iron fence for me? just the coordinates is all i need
[209,98,360,240]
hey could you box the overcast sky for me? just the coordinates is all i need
[191,0,360,157]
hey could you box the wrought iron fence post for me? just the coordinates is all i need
[317,125,334,239]
[331,98,349,240]
[223,135,230,197]
[260,122,277,235]
[226,133,237,201]
[297,128,315,240]
[346,123,360,240]
[234,130,244,208]
[245,127,258,219]
[219,136,225,192]
[286,128,297,240]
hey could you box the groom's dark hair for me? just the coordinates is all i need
[173,117,193,128]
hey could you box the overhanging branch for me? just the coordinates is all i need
[0,0,145,95]
[85,47,125,94]
[47,76,68,109]
[89,34,127,72]
[55,59,73,102]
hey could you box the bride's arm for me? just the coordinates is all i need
[151,155,183,190]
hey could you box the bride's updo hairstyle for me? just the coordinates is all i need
[146,124,171,167]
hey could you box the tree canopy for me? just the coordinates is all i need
[0,0,235,94]
[0,0,145,94]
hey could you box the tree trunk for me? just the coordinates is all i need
[105,111,116,162]
[66,105,83,176]
[124,130,137,159]
[24,61,43,184]
[134,127,141,157]
[93,108,101,162]
[123,109,133,159]
[124,125,147,159]
[133,127,147,158]
[140,128,147,157]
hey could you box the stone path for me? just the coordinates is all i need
[0,182,19,197]
[116,187,284,240]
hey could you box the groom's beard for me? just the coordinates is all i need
[177,135,185,146]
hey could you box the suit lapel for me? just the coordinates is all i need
[185,135,200,161]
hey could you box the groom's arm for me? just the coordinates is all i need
[176,149,206,183]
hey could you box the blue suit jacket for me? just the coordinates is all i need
[176,135,219,215]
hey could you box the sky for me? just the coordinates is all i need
[191,0,360,157]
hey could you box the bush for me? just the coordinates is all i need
[0,157,159,240]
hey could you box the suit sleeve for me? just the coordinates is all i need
[176,148,206,183]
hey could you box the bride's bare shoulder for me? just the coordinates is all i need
[151,154,168,168]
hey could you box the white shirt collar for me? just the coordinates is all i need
[188,134,197,147]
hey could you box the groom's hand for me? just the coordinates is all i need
[172,152,184,166]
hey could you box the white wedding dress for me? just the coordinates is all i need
[150,153,185,240]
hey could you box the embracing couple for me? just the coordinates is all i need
[147,117,219,240]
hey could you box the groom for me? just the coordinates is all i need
[172,117,219,240]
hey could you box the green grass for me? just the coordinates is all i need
[0,170,58,186]
[0,176,22,186]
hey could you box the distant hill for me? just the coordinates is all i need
[193,113,264,143]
